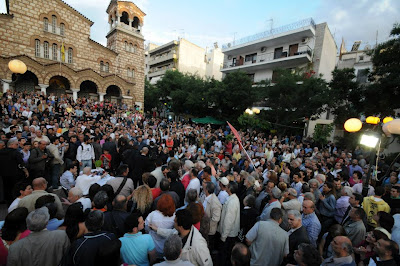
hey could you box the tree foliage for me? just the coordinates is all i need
[364,23,400,116]
[313,123,334,147]
[257,69,329,133]
[144,79,161,111]
[328,68,364,125]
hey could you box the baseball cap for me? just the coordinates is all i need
[219,177,229,186]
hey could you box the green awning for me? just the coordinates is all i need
[192,116,225,125]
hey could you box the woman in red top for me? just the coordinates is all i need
[0,207,31,265]
[166,137,174,151]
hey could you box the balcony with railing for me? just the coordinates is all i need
[148,64,176,78]
[221,46,312,72]
[148,51,177,66]
[222,18,316,52]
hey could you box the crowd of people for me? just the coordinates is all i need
[0,90,400,266]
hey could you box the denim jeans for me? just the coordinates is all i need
[80,159,92,172]
[51,163,61,189]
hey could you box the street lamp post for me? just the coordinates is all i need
[344,116,400,197]
[3,59,27,93]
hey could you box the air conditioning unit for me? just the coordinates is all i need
[301,37,309,44]
[261,46,267,53]
[228,55,232,60]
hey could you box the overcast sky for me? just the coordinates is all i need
[2,0,399,51]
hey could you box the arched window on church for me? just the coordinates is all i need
[44,17,49,31]
[52,43,58,60]
[68,48,73,64]
[100,61,104,72]
[105,62,109,73]
[127,67,131,77]
[52,15,57,33]
[44,41,49,59]
[129,43,133,53]
[125,41,128,51]
[60,23,65,36]
[35,39,40,57]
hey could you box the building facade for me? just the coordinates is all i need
[0,0,145,108]
[220,18,337,83]
[146,38,224,84]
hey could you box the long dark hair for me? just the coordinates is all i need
[1,207,29,241]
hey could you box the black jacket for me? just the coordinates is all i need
[285,226,310,265]
[0,147,25,177]
[102,210,130,238]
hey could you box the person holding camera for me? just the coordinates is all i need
[28,140,54,180]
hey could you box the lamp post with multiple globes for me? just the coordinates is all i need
[344,116,400,196]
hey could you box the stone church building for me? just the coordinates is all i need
[0,0,145,108]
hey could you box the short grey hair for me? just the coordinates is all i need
[308,179,319,187]
[271,187,282,199]
[85,210,104,232]
[342,186,353,197]
[69,187,83,198]
[7,138,18,147]
[287,210,302,220]
[26,207,50,232]
[303,192,316,203]
[342,241,354,255]
[205,182,215,194]
[287,188,298,197]
[83,167,92,175]
[185,189,198,203]
[247,175,255,186]
[164,234,182,261]
[316,174,326,183]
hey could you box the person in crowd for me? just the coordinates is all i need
[284,210,310,265]
[75,167,106,195]
[151,159,165,188]
[335,186,352,223]
[341,193,363,226]
[280,188,302,212]
[151,209,212,266]
[343,207,366,247]
[201,181,222,249]
[146,194,176,258]
[28,140,54,180]
[66,210,117,265]
[319,224,347,259]
[106,164,134,198]
[60,203,88,242]
[60,163,78,191]
[302,199,321,247]
[259,187,281,221]
[76,135,95,172]
[130,185,153,219]
[230,243,251,266]
[7,207,70,266]
[168,171,185,207]
[293,243,322,266]
[8,182,32,213]
[119,212,157,266]
[18,177,63,216]
[388,185,400,214]
[154,234,195,266]
[102,195,130,237]
[255,180,275,212]
[217,177,230,205]
[47,137,64,189]
[93,190,109,212]
[368,238,399,266]
[0,207,30,265]
[218,181,240,265]
[321,236,355,266]
[238,194,258,244]
[154,178,181,209]
[363,186,391,229]
[246,208,289,266]
[319,182,337,235]
[186,168,201,196]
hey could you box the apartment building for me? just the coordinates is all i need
[221,18,337,83]
[146,38,224,84]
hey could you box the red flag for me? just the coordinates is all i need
[227,121,241,143]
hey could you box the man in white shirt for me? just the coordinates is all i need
[64,187,92,211]
[75,167,103,195]
[76,135,95,172]
[150,159,164,188]
[186,168,201,196]
[218,177,229,205]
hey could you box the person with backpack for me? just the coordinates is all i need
[76,135,95,172]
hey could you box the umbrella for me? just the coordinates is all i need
[192,116,225,125]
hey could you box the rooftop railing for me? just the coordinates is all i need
[222,18,316,51]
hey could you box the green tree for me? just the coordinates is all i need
[209,71,254,120]
[237,113,270,130]
[258,69,329,134]
[313,123,334,147]
[364,23,400,116]
[328,68,364,126]
[144,79,161,111]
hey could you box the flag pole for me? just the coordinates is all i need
[227,121,256,171]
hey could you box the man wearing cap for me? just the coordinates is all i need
[218,177,229,205]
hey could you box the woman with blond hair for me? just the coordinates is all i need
[131,185,153,220]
